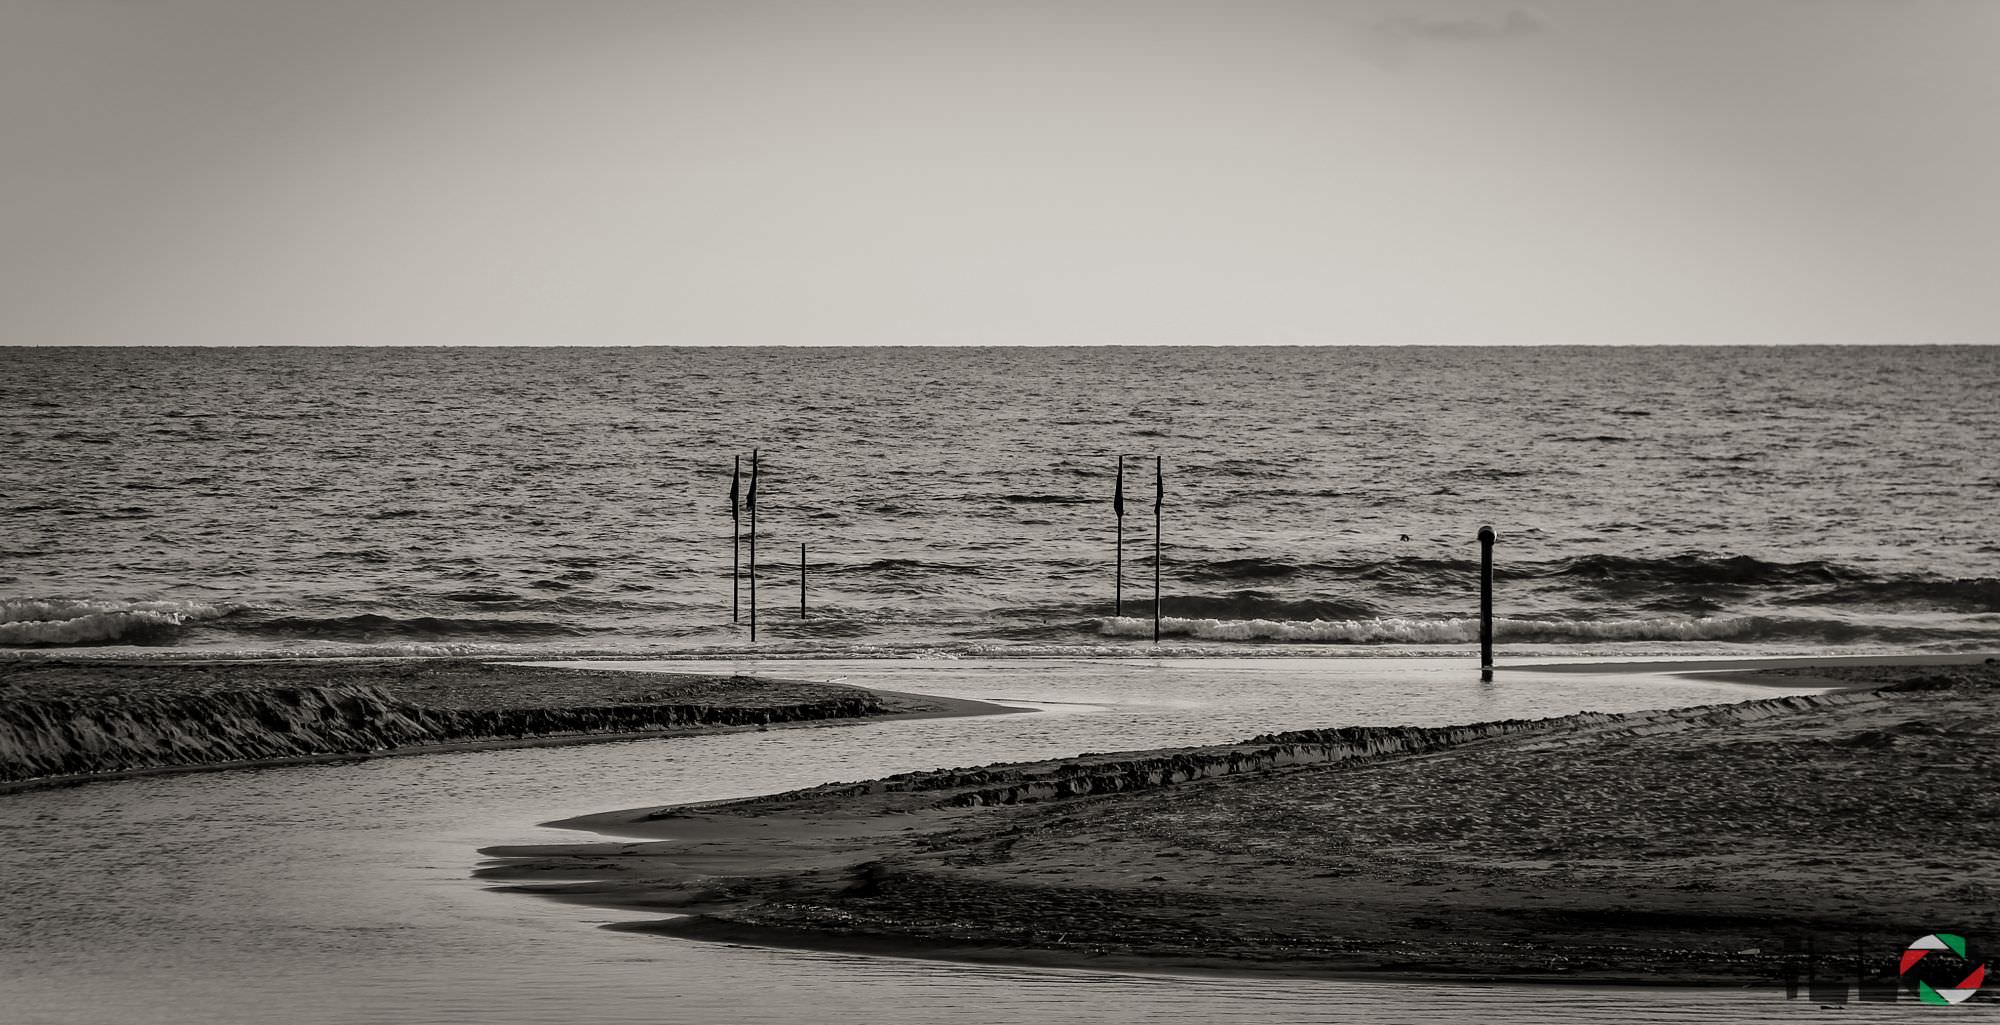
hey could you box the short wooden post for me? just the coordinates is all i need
[1478,525,1496,680]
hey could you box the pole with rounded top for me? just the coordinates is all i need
[1477,525,1496,681]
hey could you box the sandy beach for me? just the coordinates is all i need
[482,659,2000,986]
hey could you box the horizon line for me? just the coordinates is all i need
[5,341,1995,350]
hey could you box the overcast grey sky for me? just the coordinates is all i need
[3,0,1995,346]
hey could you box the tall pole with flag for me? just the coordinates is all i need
[730,455,741,623]
[748,449,759,642]
[1153,456,1163,644]
[1113,455,1125,618]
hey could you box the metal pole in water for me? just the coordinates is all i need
[1114,454,1125,618]
[1478,525,1496,680]
[730,455,741,623]
[1153,456,1163,645]
[749,449,759,643]
[799,542,807,620]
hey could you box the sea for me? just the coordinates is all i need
[5,344,1998,659]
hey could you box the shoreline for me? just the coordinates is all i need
[0,690,1027,796]
[483,656,2000,986]
[8,648,1917,795]
[0,658,1029,794]
[7,646,1986,665]
[1507,651,1996,689]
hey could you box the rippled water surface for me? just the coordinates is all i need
[6,345,2000,654]
[0,657,1942,1025]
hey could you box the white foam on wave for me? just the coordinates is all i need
[0,598,233,645]
[238,641,528,658]
[1097,614,1762,643]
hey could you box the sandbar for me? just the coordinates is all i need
[481,657,2000,985]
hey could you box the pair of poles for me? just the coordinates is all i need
[731,451,758,640]
[1112,455,1166,643]
[1116,457,1497,673]
[729,450,806,642]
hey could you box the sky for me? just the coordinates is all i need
[2,0,1995,347]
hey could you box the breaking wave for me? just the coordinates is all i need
[1096,614,1900,644]
[0,598,233,646]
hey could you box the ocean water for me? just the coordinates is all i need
[4,345,1998,657]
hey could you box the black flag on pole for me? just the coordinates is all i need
[1154,457,1163,511]
[1114,454,1126,617]
[730,459,741,522]
[746,455,758,513]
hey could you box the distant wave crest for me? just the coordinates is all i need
[1158,592,1384,622]
[0,598,233,646]
[1540,553,1861,588]
[1098,614,1768,644]
[1802,575,2000,613]
[1170,553,2000,616]
[240,613,591,641]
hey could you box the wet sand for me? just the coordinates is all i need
[482,659,2000,985]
